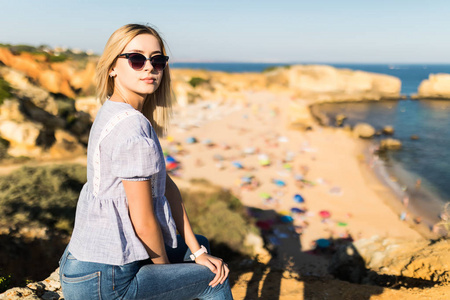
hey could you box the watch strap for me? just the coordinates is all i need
[190,245,208,260]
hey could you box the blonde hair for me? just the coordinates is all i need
[95,24,173,137]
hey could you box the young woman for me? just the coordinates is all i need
[59,24,233,300]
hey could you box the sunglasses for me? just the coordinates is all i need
[118,53,169,71]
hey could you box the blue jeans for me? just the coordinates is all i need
[59,235,233,300]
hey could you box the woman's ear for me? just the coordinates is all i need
[109,69,116,78]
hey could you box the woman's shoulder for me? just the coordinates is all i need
[99,101,152,138]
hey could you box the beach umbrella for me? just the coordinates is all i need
[166,162,179,171]
[293,194,305,203]
[241,175,253,184]
[259,192,271,200]
[294,174,304,181]
[256,220,272,231]
[272,179,286,187]
[244,147,256,155]
[329,186,343,196]
[185,136,197,144]
[291,207,305,214]
[283,163,292,170]
[258,154,271,166]
[280,215,294,223]
[316,238,331,249]
[337,222,348,227]
[202,138,213,146]
[213,154,224,161]
[319,210,331,219]
[166,155,177,163]
[232,161,244,169]
[285,151,295,162]
[278,136,289,143]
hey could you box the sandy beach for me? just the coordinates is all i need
[159,91,427,275]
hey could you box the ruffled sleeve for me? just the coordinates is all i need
[111,135,163,181]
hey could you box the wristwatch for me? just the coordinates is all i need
[190,245,208,260]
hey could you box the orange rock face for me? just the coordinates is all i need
[0,47,96,98]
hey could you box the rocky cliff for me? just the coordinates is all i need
[417,73,450,99]
[0,47,96,98]
[0,66,90,160]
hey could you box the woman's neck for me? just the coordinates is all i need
[110,89,145,111]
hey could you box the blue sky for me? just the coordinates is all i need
[1,0,449,63]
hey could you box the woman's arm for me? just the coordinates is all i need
[124,179,170,264]
[165,174,229,287]
[165,174,201,251]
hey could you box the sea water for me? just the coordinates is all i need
[171,62,450,222]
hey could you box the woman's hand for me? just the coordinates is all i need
[194,254,229,287]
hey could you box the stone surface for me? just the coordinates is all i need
[0,120,43,156]
[330,236,450,284]
[382,125,395,135]
[417,73,450,99]
[380,138,402,150]
[0,269,62,300]
[353,123,376,139]
[287,65,401,101]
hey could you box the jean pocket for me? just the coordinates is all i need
[62,271,101,300]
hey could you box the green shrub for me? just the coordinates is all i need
[0,273,11,293]
[47,53,69,63]
[262,65,291,73]
[0,77,12,105]
[188,77,209,88]
[180,179,258,256]
[0,164,86,234]
[0,136,10,160]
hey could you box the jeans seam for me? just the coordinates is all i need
[97,271,102,300]
[112,266,115,291]
[62,271,101,283]
[134,278,216,300]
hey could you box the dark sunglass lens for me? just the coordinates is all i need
[129,53,146,70]
[151,55,167,71]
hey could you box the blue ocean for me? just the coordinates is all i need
[172,62,450,223]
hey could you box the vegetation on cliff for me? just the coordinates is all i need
[0,43,94,63]
[180,179,259,257]
[0,165,258,291]
[0,165,86,234]
[0,76,12,105]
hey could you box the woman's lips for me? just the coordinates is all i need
[141,77,155,84]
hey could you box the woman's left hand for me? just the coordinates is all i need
[194,254,229,287]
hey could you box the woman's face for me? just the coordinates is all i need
[112,34,164,97]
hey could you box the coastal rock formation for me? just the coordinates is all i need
[417,73,450,99]
[380,138,402,150]
[330,236,450,284]
[353,123,376,139]
[287,65,401,101]
[382,125,394,135]
[171,65,402,106]
[335,114,347,126]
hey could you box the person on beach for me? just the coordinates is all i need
[59,24,232,300]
